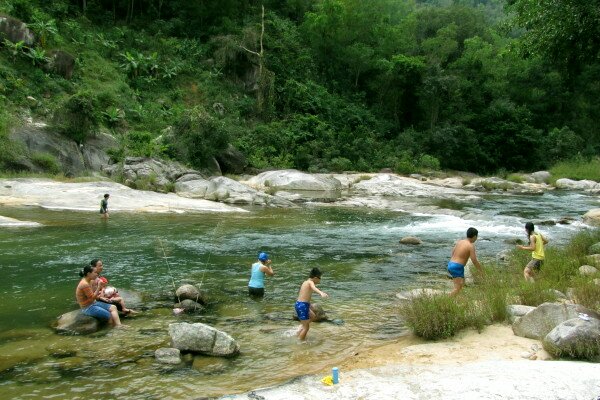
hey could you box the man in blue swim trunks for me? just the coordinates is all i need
[448,227,483,296]
[295,267,329,340]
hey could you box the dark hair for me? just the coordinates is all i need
[310,267,322,278]
[525,222,535,236]
[90,259,101,267]
[104,193,110,198]
[79,264,95,277]
[466,227,478,239]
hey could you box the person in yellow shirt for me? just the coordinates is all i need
[517,222,549,282]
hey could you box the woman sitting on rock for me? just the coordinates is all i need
[76,265,123,327]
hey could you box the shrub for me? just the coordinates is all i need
[328,157,353,172]
[569,277,600,312]
[399,293,468,339]
[506,173,524,183]
[418,154,440,171]
[30,152,61,174]
[54,91,100,144]
[170,106,230,169]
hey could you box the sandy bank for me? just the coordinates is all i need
[223,324,600,399]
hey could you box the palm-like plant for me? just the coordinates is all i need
[2,39,25,61]
[29,19,58,48]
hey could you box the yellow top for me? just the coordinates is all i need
[532,233,545,260]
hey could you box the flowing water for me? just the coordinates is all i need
[0,190,597,399]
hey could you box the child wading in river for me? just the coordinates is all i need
[295,267,328,340]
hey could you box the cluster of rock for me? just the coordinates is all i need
[510,303,600,360]
[173,283,208,313]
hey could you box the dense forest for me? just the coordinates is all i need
[0,0,599,175]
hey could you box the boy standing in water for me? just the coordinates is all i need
[100,193,110,219]
[447,227,484,296]
[295,267,328,340]
[517,222,548,282]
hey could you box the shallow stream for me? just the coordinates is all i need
[0,190,597,399]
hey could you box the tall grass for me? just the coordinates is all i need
[550,157,600,182]
[399,229,600,341]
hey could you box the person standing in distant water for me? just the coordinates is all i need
[295,267,328,340]
[447,227,484,296]
[248,252,274,298]
[100,193,110,219]
[517,222,548,282]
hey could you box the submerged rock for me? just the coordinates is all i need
[155,348,182,365]
[399,236,422,245]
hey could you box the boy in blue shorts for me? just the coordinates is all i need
[295,268,328,340]
[448,227,483,296]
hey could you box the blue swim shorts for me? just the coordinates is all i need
[295,301,310,321]
[82,301,112,320]
[447,261,465,279]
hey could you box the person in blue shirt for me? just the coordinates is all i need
[248,252,274,298]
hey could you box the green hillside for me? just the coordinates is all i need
[0,0,599,176]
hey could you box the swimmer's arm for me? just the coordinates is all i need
[518,235,536,251]
[309,281,329,298]
[260,265,274,276]
[470,245,483,274]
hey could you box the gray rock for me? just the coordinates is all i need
[582,209,600,226]
[174,299,205,313]
[506,305,535,318]
[399,236,422,245]
[45,50,75,79]
[556,179,600,191]
[216,144,247,174]
[395,288,446,302]
[246,170,342,192]
[175,284,206,303]
[169,322,240,357]
[54,310,100,335]
[80,131,119,171]
[292,303,328,322]
[530,171,551,183]
[579,265,599,276]
[155,347,182,364]
[543,317,600,359]
[0,15,35,46]
[588,242,600,255]
[512,303,600,340]
[584,255,600,268]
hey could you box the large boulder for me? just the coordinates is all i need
[54,310,101,335]
[555,179,600,192]
[45,50,76,79]
[246,170,342,192]
[512,302,600,340]
[530,171,551,184]
[506,305,536,323]
[103,157,198,191]
[583,209,600,226]
[0,15,35,46]
[543,317,600,360]
[10,124,85,175]
[80,131,119,171]
[168,322,240,357]
[216,145,247,174]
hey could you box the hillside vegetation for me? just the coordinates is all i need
[0,0,599,176]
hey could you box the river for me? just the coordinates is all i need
[0,189,597,399]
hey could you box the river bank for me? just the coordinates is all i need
[224,324,600,399]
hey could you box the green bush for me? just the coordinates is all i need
[30,152,61,174]
[399,293,468,339]
[170,106,230,169]
[54,91,100,144]
[550,157,600,182]
[328,157,353,172]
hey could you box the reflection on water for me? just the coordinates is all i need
[0,190,596,399]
